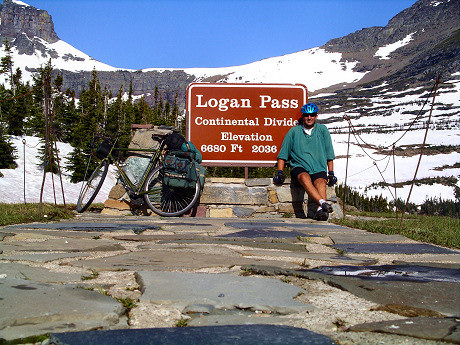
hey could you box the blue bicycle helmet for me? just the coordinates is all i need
[301,103,318,114]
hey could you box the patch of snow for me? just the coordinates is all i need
[310,93,337,99]
[362,82,389,90]
[12,0,30,7]
[0,37,132,85]
[430,1,443,6]
[143,48,368,92]
[375,33,416,60]
[0,136,117,204]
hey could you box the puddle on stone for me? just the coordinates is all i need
[309,264,460,283]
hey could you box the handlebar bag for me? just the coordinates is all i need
[95,139,113,159]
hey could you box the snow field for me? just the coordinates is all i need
[0,136,117,204]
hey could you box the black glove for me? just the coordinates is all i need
[273,170,285,185]
[327,171,337,186]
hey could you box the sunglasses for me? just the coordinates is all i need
[302,113,317,118]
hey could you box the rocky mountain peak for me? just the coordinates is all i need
[0,0,59,43]
[324,0,459,53]
[318,0,459,92]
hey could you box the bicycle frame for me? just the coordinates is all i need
[103,137,167,197]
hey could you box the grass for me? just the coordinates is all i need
[175,318,189,327]
[81,270,99,281]
[0,203,75,226]
[116,297,137,311]
[0,333,50,345]
[332,214,460,249]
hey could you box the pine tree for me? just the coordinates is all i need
[66,146,90,183]
[0,39,18,168]
[0,39,29,136]
[9,68,28,136]
[104,85,123,138]
[36,138,60,173]
[0,122,17,169]
[136,97,151,124]
[27,66,46,135]
[32,61,63,174]
[1,39,15,95]
[171,92,181,128]
[67,70,105,182]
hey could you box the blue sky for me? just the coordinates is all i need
[24,0,416,70]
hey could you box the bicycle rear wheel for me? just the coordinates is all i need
[143,165,201,217]
[76,159,109,213]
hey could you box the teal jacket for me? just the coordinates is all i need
[277,124,335,174]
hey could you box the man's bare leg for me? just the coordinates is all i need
[298,172,332,216]
[297,172,323,204]
[313,177,327,202]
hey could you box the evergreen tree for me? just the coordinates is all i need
[1,39,15,95]
[51,73,67,141]
[67,70,105,182]
[171,92,181,128]
[121,82,136,146]
[0,39,18,168]
[36,138,60,173]
[9,68,29,135]
[136,97,151,124]
[0,121,17,169]
[66,146,90,183]
[34,62,63,174]
[104,85,123,138]
[0,39,29,136]
[27,66,46,135]
[163,100,171,125]
[74,69,105,145]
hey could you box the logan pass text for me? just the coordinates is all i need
[195,94,299,111]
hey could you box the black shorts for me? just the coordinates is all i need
[291,167,327,184]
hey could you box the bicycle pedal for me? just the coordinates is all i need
[129,195,144,206]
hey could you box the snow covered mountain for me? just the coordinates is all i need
[0,0,121,82]
[0,0,458,206]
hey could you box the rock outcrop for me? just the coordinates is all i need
[0,0,59,43]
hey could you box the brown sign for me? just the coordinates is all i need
[186,83,308,166]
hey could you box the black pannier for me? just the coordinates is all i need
[95,139,113,159]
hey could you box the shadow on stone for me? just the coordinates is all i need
[4,222,160,234]
[333,243,457,255]
[50,325,338,345]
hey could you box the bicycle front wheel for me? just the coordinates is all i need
[76,159,109,213]
[143,165,201,217]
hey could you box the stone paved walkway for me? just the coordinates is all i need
[0,213,459,344]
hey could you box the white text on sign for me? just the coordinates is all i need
[196,95,299,111]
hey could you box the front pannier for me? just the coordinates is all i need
[163,150,200,189]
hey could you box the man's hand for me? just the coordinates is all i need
[273,170,285,185]
[327,171,337,186]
